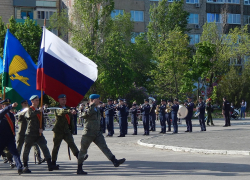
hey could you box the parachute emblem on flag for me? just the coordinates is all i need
[9,55,30,86]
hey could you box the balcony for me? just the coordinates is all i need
[15,19,37,25]
[13,0,36,7]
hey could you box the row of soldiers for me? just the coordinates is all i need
[95,96,224,136]
[0,94,125,175]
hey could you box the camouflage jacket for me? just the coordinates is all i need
[17,111,28,136]
[24,107,45,136]
[53,106,74,134]
[82,104,101,136]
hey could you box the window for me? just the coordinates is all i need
[131,32,143,43]
[189,34,200,45]
[230,57,242,65]
[207,0,239,3]
[21,10,33,19]
[244,0,250,4]
[207,13,222,23]
[111,9,123,18]
[227,14,241,24]
[131,11,144,22]
[244,15,250,24]
[37,11,55,19]
[188,14,199,24]
[186,0,199,4]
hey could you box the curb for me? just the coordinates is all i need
[137,139,250,156]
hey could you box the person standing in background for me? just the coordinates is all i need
[241,99,247,119]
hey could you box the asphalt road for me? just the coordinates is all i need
[1,118,250,180]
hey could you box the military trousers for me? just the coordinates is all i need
[198,114,206,131]
[171,113,178,133]
[23,135,51,163]
[118,116,127,136]
[165,113,171,131]
[142,114,150,135]
[185,117,193,132]
[131,116,137,134]
[78,132,114,164]
[224,111,231,126]
[159,114,166,133]
[106,115,114,136]
[207,112,213,125]
[16,135,41,157]
[149,113,156,131]
[52,132,79,161]
[100,117,106,133]
[0,135,22,169]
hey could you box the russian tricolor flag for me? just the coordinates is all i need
[36,27,98,107]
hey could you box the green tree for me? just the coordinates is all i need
[0,16,42,62]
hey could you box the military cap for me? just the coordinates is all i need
[132,104,136,106]
[89,94,100,99]
[199,96,203,99]
[144,99,149,102]
[30,95,39,101]
[187,96,192,99]
[174,98,178,102]
[118,98,124,102]
[167,100,170,102]
[107,98,112,101]
[21,100,28,104]
[161,99,166,102]
[0,98,11,105]
[58,94,66,99]
[100,101,103,104]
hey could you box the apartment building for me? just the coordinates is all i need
[0,0,14,23]
[114,0,250,44]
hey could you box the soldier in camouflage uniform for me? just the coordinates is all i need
[16,100,45,164]
[22,95,54,173]
[77,94,126,175]
[51,94,80,169]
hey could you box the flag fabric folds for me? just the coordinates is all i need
[36,27,98,107]
[0,56,3,74]
[2,30,41,109]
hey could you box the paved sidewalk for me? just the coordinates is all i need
[138,118,250,155]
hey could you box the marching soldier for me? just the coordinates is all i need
[105,99,115,137]
[16,100,45,164]
[130,104,138,135]
[22,95,54,173]
[159,99,167,134]
[51,94,80,169]
[141,99,151,136]
[124,100,129,135]
[185,97,194,132]
[222,97,231,127]
[149,99,156,131]
[77,94,125,175]
[116,99,127,137]
[171,99,179,134]
[0,99,23,175]
[197,96,206,132]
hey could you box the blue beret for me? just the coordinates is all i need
[21,100,28,104]
[58,94,66,99]
[0,98,11,105]
[89,94,100,99]
[30,95,39,101]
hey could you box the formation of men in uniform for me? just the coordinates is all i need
[1,93,233,175]
[0,94,126,175]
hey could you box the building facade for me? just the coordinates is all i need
[0,0,14,23]
[114,0,250,44]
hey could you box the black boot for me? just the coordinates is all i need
[51,160,59,170]
[111,156,126,167]
[2,156,8,163]
[23,162,31,173]
[37,154,46,165]
[9,160,16,169]
[47,158,54,171]
[18,168,23,175]
[77,164,87,175]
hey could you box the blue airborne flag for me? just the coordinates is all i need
[2,30,40,109]
[0,56,3,74]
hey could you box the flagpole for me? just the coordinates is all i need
[39,19,46,136]
[3,24,10,99]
